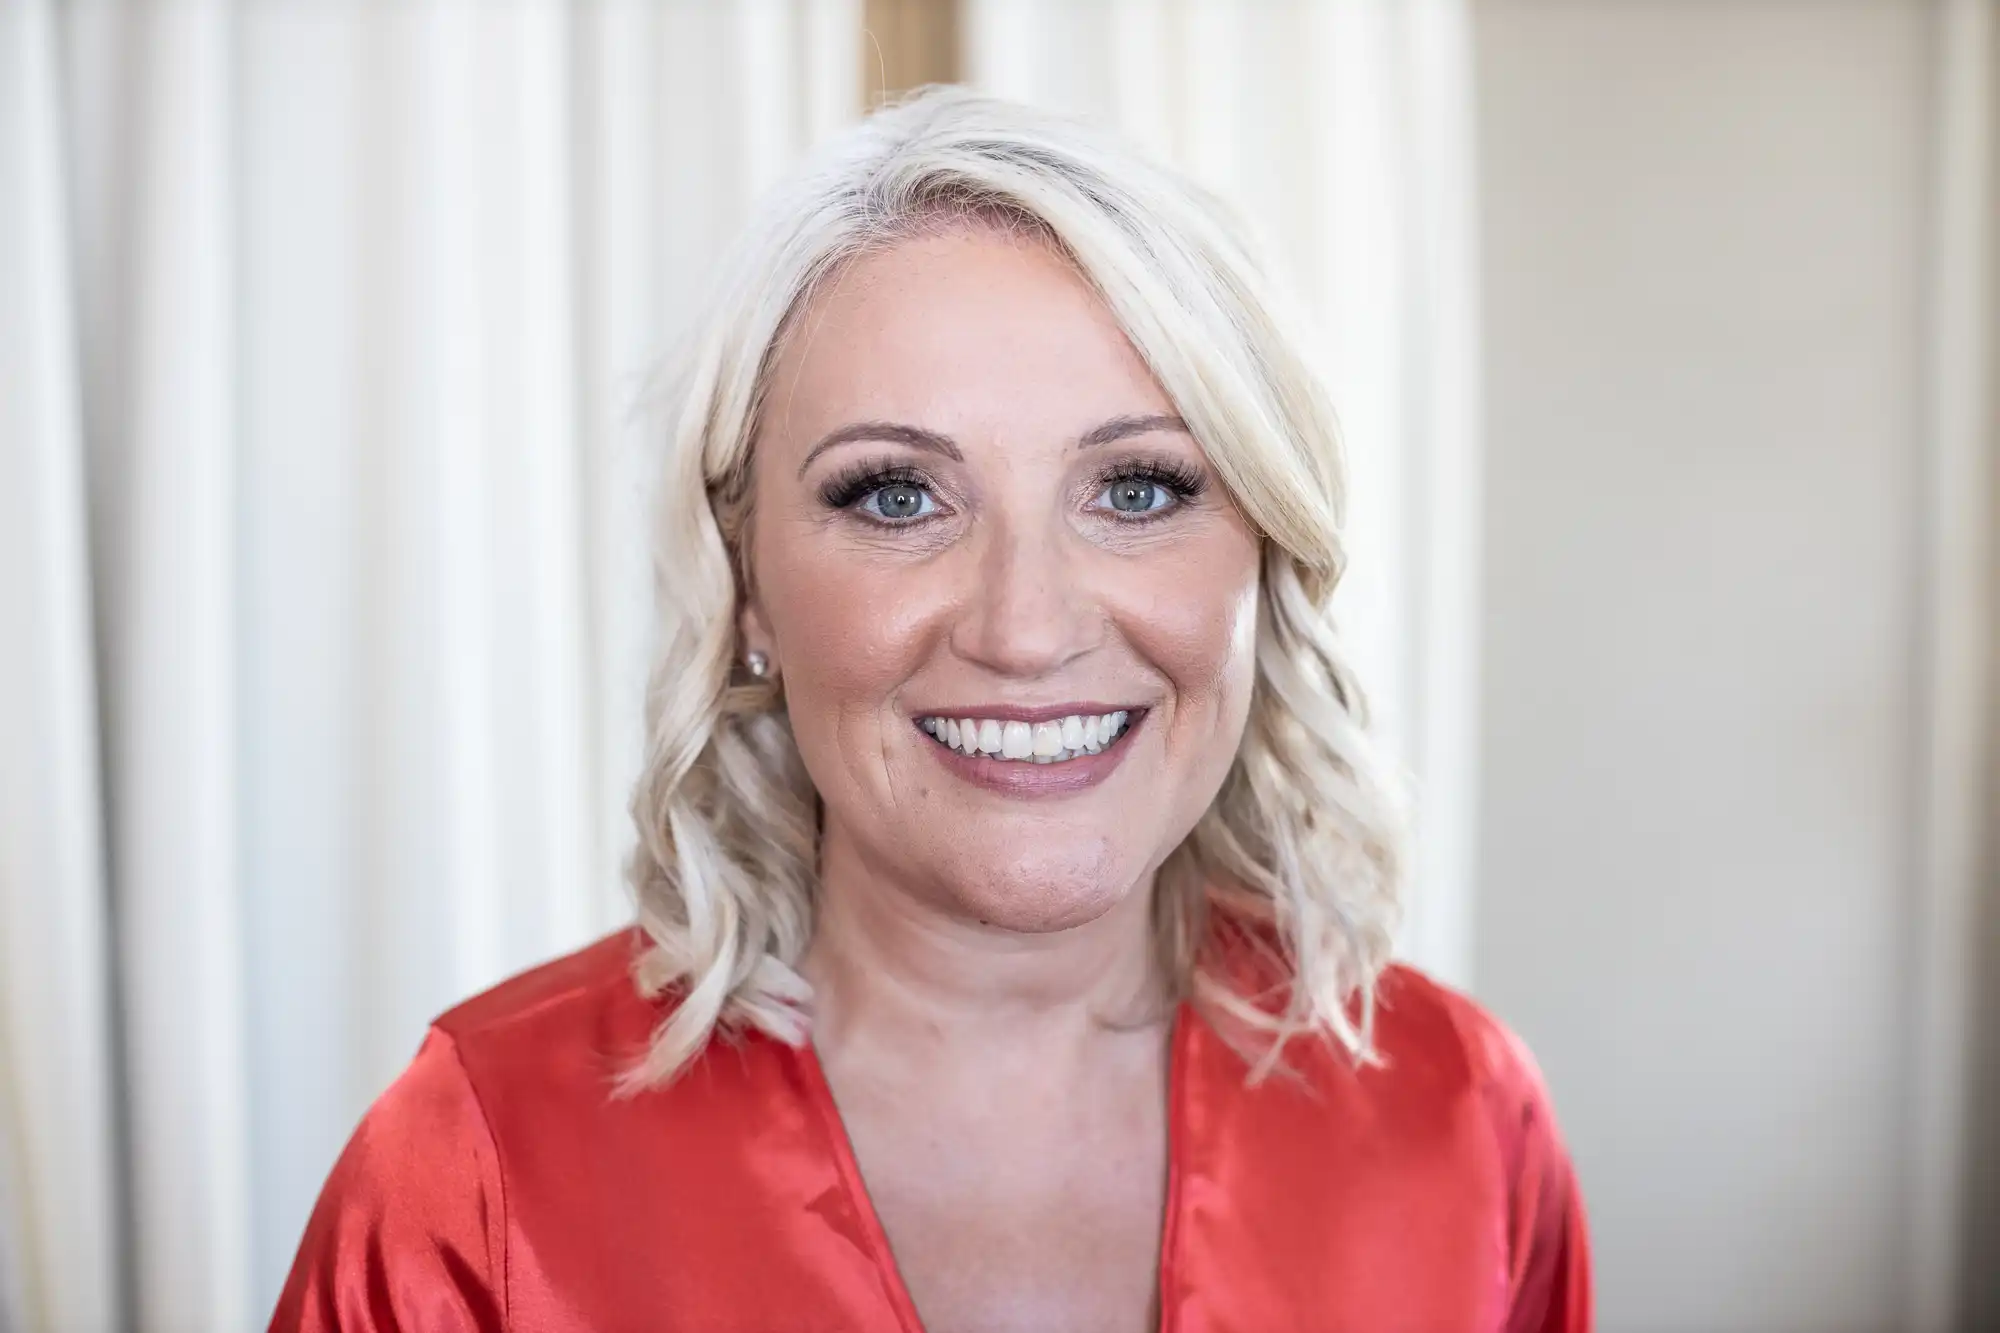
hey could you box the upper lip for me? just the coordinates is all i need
[909,702,1146,724]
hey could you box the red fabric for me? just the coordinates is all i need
[271,930,1592,1332]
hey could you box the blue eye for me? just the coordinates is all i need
[860,482,937,521]
[1095,477,1174,514]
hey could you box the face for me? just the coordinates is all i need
[741,226,1261,934]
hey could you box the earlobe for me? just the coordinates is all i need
[738,601,777,682]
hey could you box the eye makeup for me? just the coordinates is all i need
[810,448,1212,526]
[815,457,939,512]
[1083,455,1208,510]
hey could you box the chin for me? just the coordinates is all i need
[948,861,1136,935]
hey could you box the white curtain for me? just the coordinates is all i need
[962,0,1487,985]
[0,1,860,1327]
[0,2,1477,1327]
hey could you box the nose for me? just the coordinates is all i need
[949,512,1102,678]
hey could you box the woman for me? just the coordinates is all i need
[273,87,1590,1332]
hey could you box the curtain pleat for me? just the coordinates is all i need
[88,2,252,1327]
[0,4,123,1329]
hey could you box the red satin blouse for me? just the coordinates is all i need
[271,929,1591,1332]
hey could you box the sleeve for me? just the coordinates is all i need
[268,1029,508,1332]
[1478,1019,1594,1333]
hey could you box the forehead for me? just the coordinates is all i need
[759,226,1176,455]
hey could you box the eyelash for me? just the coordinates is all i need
[817,462,933,512]
[816,458,1209,525]
[1101,459,1208,510]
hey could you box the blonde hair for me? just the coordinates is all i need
[624,86,1404,1088]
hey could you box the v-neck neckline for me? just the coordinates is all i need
[795,1003,1194,1333]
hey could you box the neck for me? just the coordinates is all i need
[801,824,1169,1064]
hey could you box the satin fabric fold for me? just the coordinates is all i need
[272,930,1591,1332]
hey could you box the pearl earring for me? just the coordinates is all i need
[745,650,769,679]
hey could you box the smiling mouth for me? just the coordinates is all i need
[916,709,1138,764]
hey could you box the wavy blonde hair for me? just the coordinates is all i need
[624,86,1404,1088]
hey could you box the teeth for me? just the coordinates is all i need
[917,710,1132,764]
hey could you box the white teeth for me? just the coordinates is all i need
[917,710,1135,764]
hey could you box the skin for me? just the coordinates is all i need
[738,225,1262,1333]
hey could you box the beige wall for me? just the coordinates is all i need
[863,0,959,102]
[1469,2,1980,1329]
[1966,11,2000,1310]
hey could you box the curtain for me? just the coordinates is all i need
[1,7,121,1329]
[0,1,1477,1326]
[1,2,860,1326]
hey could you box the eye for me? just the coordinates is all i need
[1095,475,1175,515]
[816,461,948,525]
[1085,457,1207,519]
[858,481,938,522]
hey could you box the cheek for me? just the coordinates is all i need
[1121,535,1262,730]
[1163,588,1259,734]
[755,525,947,714]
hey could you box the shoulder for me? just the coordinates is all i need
[301,921,658,1231]
[434,926,655,1057]
[306,925,659,1202]
[1362,962,1568,1169]
[313,926,667,1230]
[1371,962,1556,1112]
[423,927,673,1152]
[426,927,794,1185]
[273,1030,508,1324]
[273,933,662,1324]
[1367,965,1594,1329]
[1232,960,1572,1190]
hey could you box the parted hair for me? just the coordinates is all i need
[623,86,1405,1089]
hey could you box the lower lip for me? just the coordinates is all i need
[915,713,1146,796]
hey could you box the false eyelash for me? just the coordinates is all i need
[816,456,1209,513]
[817,460,935,510]
[1094,457,1209,502]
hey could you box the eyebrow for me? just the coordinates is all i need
[1075,413,1191,450]
[796,422,963,478]
[796,413,1191,478]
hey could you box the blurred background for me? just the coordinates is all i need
[2,1,1995,1330]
